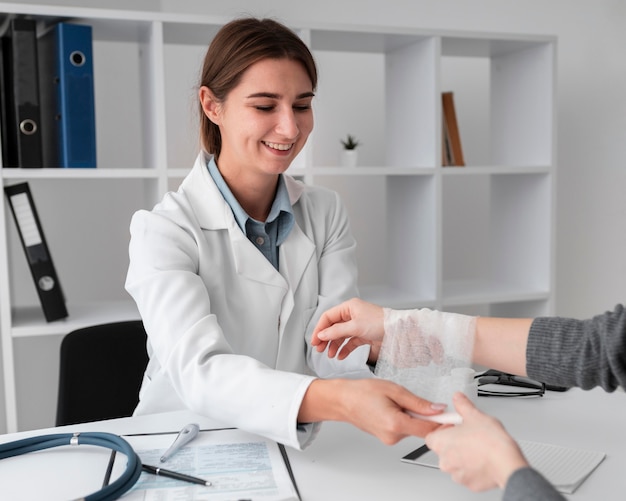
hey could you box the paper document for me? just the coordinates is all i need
[112,428,300,500]
[401,440,605,494]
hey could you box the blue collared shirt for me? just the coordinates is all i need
[207,157,294,270]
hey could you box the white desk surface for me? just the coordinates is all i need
[0,387,624,500]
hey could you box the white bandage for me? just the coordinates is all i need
[374,308,477,407]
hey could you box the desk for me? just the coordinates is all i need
[0,387,624,500]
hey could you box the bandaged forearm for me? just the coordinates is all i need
[374,308,477,406]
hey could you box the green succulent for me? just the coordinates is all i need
[340,134,360,150]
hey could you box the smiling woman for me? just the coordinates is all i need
[198,57,314,219]
[124,17,443,452]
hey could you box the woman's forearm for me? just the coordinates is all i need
[298,378,447,443]
[297,379,344,423]
[472,317,533,376]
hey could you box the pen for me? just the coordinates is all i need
[142,464,212,487]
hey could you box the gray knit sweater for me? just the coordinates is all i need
[503,303,626,500]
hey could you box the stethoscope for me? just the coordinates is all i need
[0,431,142,500]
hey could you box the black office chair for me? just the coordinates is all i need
[56,320,149,426]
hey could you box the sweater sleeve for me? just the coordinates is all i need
[526,304,626,391]
[504,467,565,501]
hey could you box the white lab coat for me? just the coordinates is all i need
[125,152,371,449]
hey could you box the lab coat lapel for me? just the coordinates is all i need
[279,223,315,296]
[232,231,286,288]
[232,174,314,291]
[182,153,230,231]
[183,153,288,289]
[280,175,315,296]
[276,216,316,342]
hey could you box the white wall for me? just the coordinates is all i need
[7,0,626,431]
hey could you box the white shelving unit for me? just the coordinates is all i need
[0,3,556,432]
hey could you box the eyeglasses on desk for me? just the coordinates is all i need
[475,369,546,397]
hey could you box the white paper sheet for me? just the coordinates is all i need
[112,428,300,500]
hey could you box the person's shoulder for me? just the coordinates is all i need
[130,153,219,238]
[130,185,198,236]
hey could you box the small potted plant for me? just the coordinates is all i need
[340,134,360,167]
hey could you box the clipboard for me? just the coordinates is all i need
[107,428,301,501]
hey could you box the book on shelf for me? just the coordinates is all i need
[441,91,465,167]
[1,18,44,168]
[4,182,68,322]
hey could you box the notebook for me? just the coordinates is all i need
[402,440,606,494]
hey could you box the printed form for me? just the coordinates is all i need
[113,428,300,500]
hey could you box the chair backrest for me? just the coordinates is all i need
[56,320,149,426]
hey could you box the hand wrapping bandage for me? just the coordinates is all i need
[374,308,477,407]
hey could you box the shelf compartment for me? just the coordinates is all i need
[441,37,555,167]
[309,32,437,170]
[442,172,552,303]
[90,22,152,169]
[311,173,437,307]
[4,179,150,320]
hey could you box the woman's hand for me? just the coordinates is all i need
[425,393,529,492]
[300,378,446,444]
[312,298,385,362]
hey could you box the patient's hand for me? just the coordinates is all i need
[425,393,529,492]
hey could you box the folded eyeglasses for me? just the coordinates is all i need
[475,369,546,397]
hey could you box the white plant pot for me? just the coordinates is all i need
[341,149,358,167]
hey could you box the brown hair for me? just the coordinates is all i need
[199,17,318,157]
